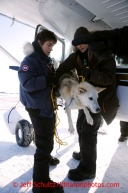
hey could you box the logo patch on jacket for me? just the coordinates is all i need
[22,65,29,71]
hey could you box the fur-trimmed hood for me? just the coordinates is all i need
[23,42,34,56]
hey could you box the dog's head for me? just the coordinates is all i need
[76,81,105,113]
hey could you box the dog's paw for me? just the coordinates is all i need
[68,127,75,134]
[86,116,93,125]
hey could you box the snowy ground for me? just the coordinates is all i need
[0,93,128,193]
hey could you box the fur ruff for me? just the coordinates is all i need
[23,42,34,56]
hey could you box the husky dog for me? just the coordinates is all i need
[58,72,105,133]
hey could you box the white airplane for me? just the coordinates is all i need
[0,0,128,146]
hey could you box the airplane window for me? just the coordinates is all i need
[50,40,63,64]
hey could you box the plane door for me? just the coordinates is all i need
[116,56,128,121]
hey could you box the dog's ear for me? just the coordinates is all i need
[95,87,106,93]
[78,87,86,94]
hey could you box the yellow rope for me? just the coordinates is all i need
[79,66,89,82]
[51,85,68,146]
[79,75,85,82]
[50,85,58,109]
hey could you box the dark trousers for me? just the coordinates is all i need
[25,108,55,184]
[76,109,101,174]
[120,121,128,136]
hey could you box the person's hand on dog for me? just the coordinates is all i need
[81,67,91,80]
[46,75,59,86]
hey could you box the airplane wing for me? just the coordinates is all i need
[9,66,19,71]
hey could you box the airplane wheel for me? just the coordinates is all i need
[15,119,34,147]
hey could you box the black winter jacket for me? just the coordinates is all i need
[56,50,119,125]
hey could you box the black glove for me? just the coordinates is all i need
[46,76,59,86]
[81,67,91,80]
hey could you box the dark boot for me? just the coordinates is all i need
[50,155,60,165]
[72,151,81,160]
[68,167,95,181]
[118,135,128,142]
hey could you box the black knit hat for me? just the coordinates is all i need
[74,27,90,40]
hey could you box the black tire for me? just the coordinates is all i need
[15,119,34,147]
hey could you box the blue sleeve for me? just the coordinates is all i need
[18,58,47,92]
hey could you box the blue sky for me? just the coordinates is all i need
[0,15,35,93]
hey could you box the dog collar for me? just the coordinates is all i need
[64,98,74,110]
